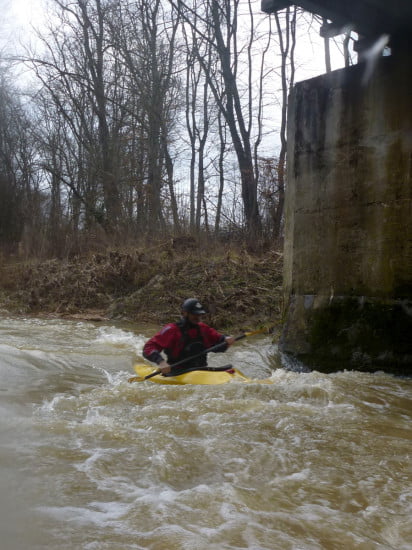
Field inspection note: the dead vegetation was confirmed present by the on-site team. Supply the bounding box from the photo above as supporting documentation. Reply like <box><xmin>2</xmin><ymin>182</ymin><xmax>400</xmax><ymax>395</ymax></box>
<box><xmin>0</xmin><ymin>244</ymin><xmax>283</xmax><ymax>331</ymax></box>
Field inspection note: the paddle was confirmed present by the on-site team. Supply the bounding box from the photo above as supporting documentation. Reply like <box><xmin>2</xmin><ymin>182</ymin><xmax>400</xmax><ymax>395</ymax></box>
<box><xmin>128</xmin><ymin>327</ymin><xmax>267</xmax><ymax>383</ymax></box>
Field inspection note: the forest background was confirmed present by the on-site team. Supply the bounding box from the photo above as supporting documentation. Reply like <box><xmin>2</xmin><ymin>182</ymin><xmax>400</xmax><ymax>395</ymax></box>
<box><xmin>0</xmin><ymin>0</ymin><xmax>353</xmax><ymax>329</ymax></box>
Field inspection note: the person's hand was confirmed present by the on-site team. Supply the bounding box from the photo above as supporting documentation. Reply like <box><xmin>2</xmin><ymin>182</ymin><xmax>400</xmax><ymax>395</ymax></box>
<box><xmin>225</xmin><ymin>336</ymin><xmax>235</xmax><ymax>346</ymax></box>
<box><xmin>157</xmin><ymin>360</ymin><xmax>171</xmax><ymax>374</ymax></box>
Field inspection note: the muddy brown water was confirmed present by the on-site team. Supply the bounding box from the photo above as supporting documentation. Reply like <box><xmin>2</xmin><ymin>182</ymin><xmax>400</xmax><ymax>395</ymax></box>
<box><xmin>0</xmin><ymin>316</ymin><xmax>411</xmax><ymax>549</ymax></box>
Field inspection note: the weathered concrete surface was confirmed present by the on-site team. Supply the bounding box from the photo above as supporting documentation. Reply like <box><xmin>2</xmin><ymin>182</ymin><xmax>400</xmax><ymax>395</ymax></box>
<box><xmin>282</xmin><ymin>54</ymin><xmax>412</xmax><ymax>374</ymax></box>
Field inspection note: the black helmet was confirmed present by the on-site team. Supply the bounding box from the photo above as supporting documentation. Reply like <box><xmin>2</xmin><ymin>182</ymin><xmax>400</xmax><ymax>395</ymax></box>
<box><xmin>181</xmin><ymin>298</ymin><xmax>206</xmax><ymax>315</ymax></box>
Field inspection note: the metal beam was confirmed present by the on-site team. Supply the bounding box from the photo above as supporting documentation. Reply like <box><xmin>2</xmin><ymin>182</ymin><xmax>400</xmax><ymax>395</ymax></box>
<box><xmin>261</xmin><ymin>0</ymin><xmax>293</xmax><ymax>14</ymax></box>
<box><xmin>261</xmin><ymin>0</ymin><xmax>412</xmax><ymax>38</ymax></box>
<box><xmin>320</xmin><ymin>21</ymin><xmax>355</xmax><ymax>38</ymax></box>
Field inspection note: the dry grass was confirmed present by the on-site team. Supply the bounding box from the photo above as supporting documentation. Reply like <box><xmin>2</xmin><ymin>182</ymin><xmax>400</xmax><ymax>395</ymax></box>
<box><xmin>0</xmin><ymin>243</ymin><xmax>283</xmax><ymax>332</ymax></box>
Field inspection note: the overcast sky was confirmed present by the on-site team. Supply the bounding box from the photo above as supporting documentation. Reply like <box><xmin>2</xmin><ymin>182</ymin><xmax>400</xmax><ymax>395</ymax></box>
<box><xmin>9</xmin><ymin>0</ymin><xmax>42</xmax><ymax>26</ymax></box>
<box><xmin>2</xmin><ymin>0</ymin><xmax>350</xmax><ymax>159</ymax></box>
<box><xmin>4</xmin><ymin>0</ymin><xmax>349</xmax><ymax>75</ymax></box>
<box><xmin>2</xmin><ymin>0</ymin><xmax>49</xmax><ymax>52</ymax></box>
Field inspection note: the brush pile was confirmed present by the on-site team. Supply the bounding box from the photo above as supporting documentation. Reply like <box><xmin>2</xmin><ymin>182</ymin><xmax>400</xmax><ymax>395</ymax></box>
<box><xmin>0</xmin><ymin>245</ymin><xmax>283</xmax><ymax>331</ymax></box>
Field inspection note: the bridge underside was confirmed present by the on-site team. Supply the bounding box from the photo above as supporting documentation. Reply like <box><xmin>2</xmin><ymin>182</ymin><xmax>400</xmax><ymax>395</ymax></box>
<box><xmin>261</xmin><ymin>0</ymin><xmax>412</xmax><ymax>43</ymax></box>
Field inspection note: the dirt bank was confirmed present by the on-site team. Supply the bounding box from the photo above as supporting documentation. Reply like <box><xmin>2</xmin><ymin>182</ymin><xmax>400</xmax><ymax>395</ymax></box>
<box><xmin>0</xmin><ymin>246</ymin><xmax>283</xmax><ymax>332</ymax></box>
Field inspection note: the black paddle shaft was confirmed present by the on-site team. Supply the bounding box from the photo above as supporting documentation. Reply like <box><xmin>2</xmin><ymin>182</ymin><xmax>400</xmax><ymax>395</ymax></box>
<box><xmin>144</xmin><ymin>333</ymin><xmax>247</xmax><ymax>380</ymax></box>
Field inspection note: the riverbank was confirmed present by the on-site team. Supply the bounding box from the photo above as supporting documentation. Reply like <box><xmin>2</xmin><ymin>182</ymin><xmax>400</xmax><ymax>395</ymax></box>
<box><xmin>0</xmin><ymin>245</ymin><xmax>283</xmax><ymax>333</ymax></box>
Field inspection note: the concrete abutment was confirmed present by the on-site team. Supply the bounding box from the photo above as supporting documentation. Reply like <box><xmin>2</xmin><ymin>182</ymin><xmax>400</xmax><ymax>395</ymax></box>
<box><xmin>282</xmin><ymin>54</ymin><xmax>412</xmax><ymax>374</ymax></box>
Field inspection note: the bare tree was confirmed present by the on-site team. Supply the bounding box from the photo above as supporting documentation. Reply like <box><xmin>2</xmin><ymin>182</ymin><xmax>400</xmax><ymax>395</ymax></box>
<box><xmin>110</xmin><ymin>0</ymin><xmax>182</xmax><ymax>235</ymax></box>
<box><xmin>214</xmin><ymin>109</ymin><xmax>228</xmax><ymax>235</ymax></box>
<box><xmin>2</xmin><ymin>0</ymin><xmax>326</xmax><ymax>256</ymax></box>
<box><xmin>180</xmin><ymin>6</ymin><xmax>216</xmax><ymax>233</ymax></box>
<box><xmin>0</xmin><ymin>63</ymin><xmax>42</xmax><ymax>254</ymax></box>
<box><xmin>0</xmin><ymin>66</ymin><xmax>24</xmax><ymax>251</ymax></box>
<box><xmin>173</xmin><ymin>0</ymin><xmax>263</xmax><ymax>241</ymax></box>
<box><xmin>273</xmin><ymin>6</ymin><xmax>297</xmax><ymax>239</ymax></box>
<box><xmin>23</xmin><ymin>0</ymin><xmax>133</xmax><ymax>237</ymax></box>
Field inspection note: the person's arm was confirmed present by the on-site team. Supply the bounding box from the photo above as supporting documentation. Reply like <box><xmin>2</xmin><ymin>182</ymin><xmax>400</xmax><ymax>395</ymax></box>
<box><xmin>142</xmin><ymin>338</ymin><xmax>164</xmax><ymax>365</ymax></box>
<box><xmin>142</xmin><ymin>325</ymin><xmax>175</xmax><ymax>373</ymax></box>
<box><xmin>201</xmin><ymin>324</ymin><xmax>235</xmax><ymax>352</ymax></box>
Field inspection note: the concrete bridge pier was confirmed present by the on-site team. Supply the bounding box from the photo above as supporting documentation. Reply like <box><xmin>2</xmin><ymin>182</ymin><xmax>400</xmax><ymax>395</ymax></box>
<box><xmin>281</xmin><ymin>53</ymin><xmax>412</xmax><ymax>375</ymax></box>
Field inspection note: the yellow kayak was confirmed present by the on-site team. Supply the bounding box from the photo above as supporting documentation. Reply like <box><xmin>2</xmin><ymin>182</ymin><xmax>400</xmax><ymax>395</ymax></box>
<box><xmin>132</xmin><ymin>363</ymin><xmax>252</xmax><ymax>385</ymax></box>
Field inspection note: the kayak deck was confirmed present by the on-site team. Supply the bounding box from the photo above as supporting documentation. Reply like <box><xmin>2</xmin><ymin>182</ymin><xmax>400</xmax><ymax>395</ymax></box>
<box><xmin>133</xmin><ymin>363</ymin><xmax>252</xmax><ymax>385</ymax></box>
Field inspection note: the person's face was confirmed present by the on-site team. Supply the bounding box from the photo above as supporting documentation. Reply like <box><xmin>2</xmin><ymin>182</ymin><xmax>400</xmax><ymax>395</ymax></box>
<box><xmin>184</xmin><ymin>311</ymin><xmax>203</xmax><ymax>324</ymax></box>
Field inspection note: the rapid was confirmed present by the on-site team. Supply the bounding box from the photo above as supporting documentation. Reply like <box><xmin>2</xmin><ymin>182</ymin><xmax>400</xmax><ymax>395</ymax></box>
<box><xmin>0</xmin><ymin>316</ymin><xmax>411</xmax><ymax>550</ymax></box>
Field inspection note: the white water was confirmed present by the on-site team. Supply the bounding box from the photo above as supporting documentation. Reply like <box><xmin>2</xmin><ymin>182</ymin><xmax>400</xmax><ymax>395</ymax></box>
<box><xmin>0</xmin><ymin>316</ymin><xmax>411</xmax><ymax>549</ymax></box>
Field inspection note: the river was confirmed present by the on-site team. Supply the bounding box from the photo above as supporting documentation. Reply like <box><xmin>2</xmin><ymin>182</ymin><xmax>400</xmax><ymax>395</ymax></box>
<box><xmin>0</xmin><ymin>316</ymin><xmax>411</xmax><ymax>550</ymax></box>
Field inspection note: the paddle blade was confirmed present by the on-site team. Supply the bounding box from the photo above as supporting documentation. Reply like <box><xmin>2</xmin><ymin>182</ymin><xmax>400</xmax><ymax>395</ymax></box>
<box><xmin>243</xmin><ymin>326</ymin><xmax>269</xmax><ymax>337</ymax></box>
<box><xmin>128</xmin><ymin>367</ymin><xmax>161</xmax><ymax>383</ymax></box>
<box><xmin>128</xmin><ymin>375</ymin><xmax>145</xmax><ymax>383</ymax></box>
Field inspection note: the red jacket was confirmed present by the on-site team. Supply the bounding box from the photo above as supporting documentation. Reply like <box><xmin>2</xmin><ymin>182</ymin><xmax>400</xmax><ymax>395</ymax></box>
<box><xmin>143</xmin><ymin>320</ymin><xmax>227</xmax><ymax>366</ymax></box>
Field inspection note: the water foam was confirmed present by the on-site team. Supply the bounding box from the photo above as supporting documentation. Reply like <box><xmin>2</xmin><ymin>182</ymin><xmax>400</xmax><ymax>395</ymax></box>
<box><xmin>94</xmin><ymin>326</ymin><xmax>146</xmax><ymax>352</ymax></box>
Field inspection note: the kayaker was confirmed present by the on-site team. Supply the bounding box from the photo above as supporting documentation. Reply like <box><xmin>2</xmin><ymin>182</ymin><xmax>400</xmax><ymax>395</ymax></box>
<box><xmin>142</xmin><ymin>298</ymin><xmax>235</xmax><ymax>375</ymax></box>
